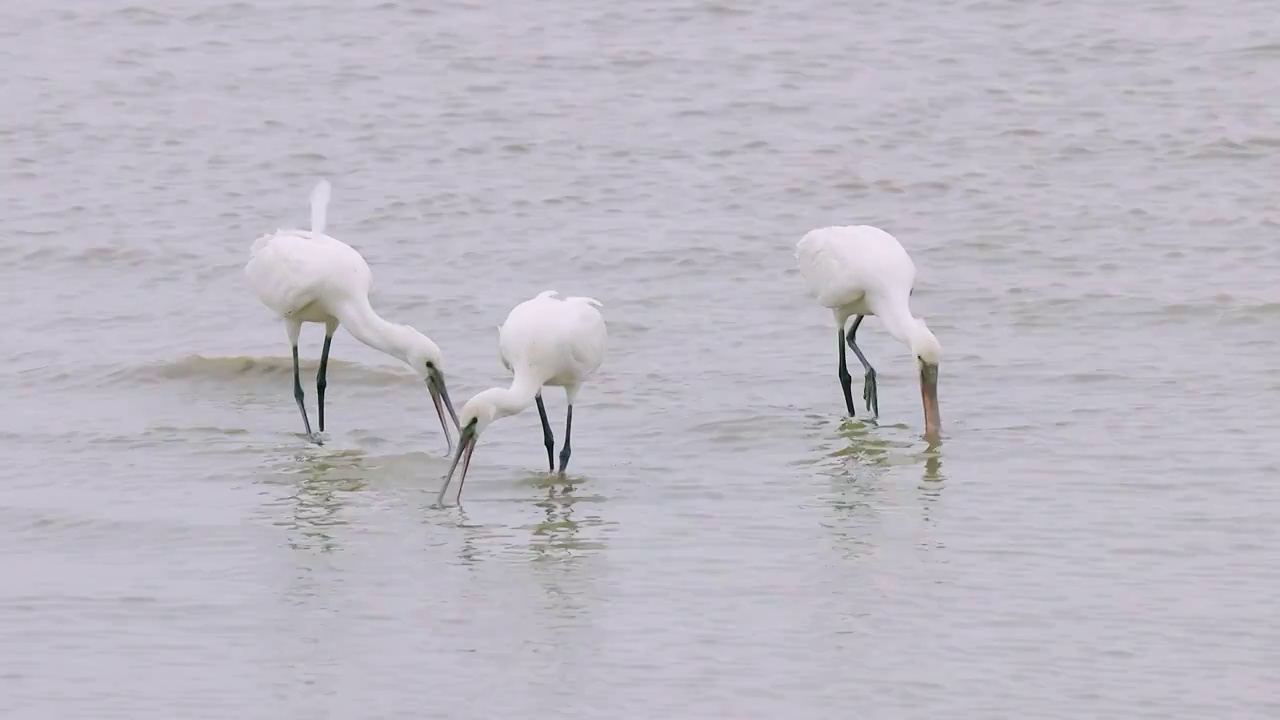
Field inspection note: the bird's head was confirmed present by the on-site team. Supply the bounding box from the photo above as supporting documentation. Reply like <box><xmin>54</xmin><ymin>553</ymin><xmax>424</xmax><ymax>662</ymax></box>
<box><xmin>908</xmin><ymin>318</ymin><xmax>942</xmax><ymax>366</ymax></box>
<box><xmin>908</xmin><ymin>319</ymin><xmax>942</xmax><ymax>444</ymax></box>
<box><xmin>436</xmin><ymin>387</ymin><xmax>525</xmax><ymax>506</ymax></box>
<box><xmin>457</xmin><ymin>388</ymin><xmax>508</xmax><ymax>438</ymax></box>
<box><xmin>402</xmin><ymin>329</ymin><xmax>445</xmax><ymax>381</ymax></box>
<box><xmin>396</xmin><ymin>327</ymin><xmax>459</xmax><ymax>452</ymax></box>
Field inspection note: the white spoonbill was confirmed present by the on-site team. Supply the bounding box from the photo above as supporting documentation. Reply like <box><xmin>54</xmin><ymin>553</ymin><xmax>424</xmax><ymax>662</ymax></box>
<box><xmin>244</xmin><ymin>179</ymin><xmax>459</xmax><ymax>448</ymax></box>
<box><xmin>436</xmin><ymin>290</ymin><xmax>607</xmax><ymax>505</ymax></box>
<box><xmin>796</xmin><ymin>225</ymin><xmax>942</xmax><ymax>441</ymax></box>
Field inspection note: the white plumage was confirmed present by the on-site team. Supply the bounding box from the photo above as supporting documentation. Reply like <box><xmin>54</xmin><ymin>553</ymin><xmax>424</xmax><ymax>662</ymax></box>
<box><xmin>796</xmin><ymin>225</ymin><xmax>942</xmax><ymax>440</ymax></box>
<box><xmin>437</xmin><ymin>290</ymin><xmax>607</xmax><ymax>505</ymax></box>
<box><xmin>244</xmin><ymin>180</ymin><xmax>458</xmax><ymax>448</ymax></box>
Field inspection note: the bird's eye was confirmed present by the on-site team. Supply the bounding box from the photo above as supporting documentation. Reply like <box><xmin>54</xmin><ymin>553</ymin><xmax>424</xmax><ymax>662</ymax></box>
<box><xmin>425</xmin><ymin>361</ymin><xmax>435</xmax><ymax>370</ymax></box>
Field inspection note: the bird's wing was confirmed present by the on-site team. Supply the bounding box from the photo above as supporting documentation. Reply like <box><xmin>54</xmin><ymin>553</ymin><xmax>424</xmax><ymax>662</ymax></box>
<box><xmin>245</xmin><ymin>232</ymin><xmax>317</xmax><ymax>316</ymax></box>
<box><xmin>796</xmin><ymin>227</ymin><xmax>862</xmax><ymax>308</ymax></box>
<box><xmin>564</xmin><ymin>300</ymin><xmax>607</xmax><ymax>377</ymax></box>
<box><xmin>497</xmin><ymin>293</ymin><xmax>606</xmax><ymax>384</ymax></box>
<box><xmin>564</xmin><ymin>295</ymin><xmax>603</xmax><ymax>309</ymax></box>
<box><xmin>245</xmin><ymin>232</ymin><xmax>370</xmax><ymax>318</ymax></box>
<box><xmin>249</xmin><ymin>231</ymin><xmax>275</xmax><ymax>259</ymax></box>
<box><xmin>796</xmin><ymin>225</ymin><xmax>915</xmax><ymax>308</ymax></box>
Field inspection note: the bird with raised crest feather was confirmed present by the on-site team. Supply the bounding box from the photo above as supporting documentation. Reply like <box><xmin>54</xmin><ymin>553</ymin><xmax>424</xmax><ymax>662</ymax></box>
<box><xmin>244</xmin><ymin>180</ymin><xmax>459</xmax><ymax>449</ymax></box>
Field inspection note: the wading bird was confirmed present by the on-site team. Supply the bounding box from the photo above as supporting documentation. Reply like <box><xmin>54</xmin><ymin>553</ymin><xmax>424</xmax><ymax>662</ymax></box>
<box><xmin>244</xmin><ymin>179</ymin><xmax>458</xmax><ymax>448</ymax></box>
<box><xmin>796</xmin><ymin>225</ymin><xmax>941</xmax><ymax>441</ymax></box>
<box><xmin>436</xmin><ymin>290</ymin><xmax>607</xmax><ymax>505</ymax></box>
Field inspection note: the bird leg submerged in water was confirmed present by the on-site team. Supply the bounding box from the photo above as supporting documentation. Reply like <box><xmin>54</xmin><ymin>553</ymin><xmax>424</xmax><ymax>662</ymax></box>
<box><xmin>292</xmin><ymin>344</ymin><xmax>322</xmax><ymax>445</ymax></box>
<box><xmin>558</xmin><ymin>405</ymin><xmax>573</xmax><ymax>474</ymax></box>
<box><xmin>535</xmin><ymin>394</ymin><xmax>576</xmax><ymax>475</ymax></box>
<box><xmin>535</xmin><ymin>393</ymin><xmax>555</xmax><ymax>472</ymax></box>
<box><xmin>837</xmin><ymin>328</ymin><xmax>856</xmax><ymax>416</ymax></box>
<box><xmin>846</xmin><ymin>315</ymin><xmax>878</xmax><ymax>417</ymax></box>
<box><xmin>316</xmin><ymin>332</ymin><xmax>333</xmax><ymax>433</ymax></box>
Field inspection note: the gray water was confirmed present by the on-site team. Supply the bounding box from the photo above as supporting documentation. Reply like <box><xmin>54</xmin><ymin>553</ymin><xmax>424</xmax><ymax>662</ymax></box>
<box><xmin>3</xmin><ymin>0</ymin><xmax>1279</xmax><ymax>717</ymax></box>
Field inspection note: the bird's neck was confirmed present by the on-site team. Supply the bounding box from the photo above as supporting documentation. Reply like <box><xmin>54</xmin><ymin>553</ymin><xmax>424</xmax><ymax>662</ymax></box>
<box><xmin>487</xmin><ymin>373</ymin><xmax>545</xmax><ymax>420</ymax></box>
<box><xmin>874</xmin><ymin>298</ymin><xmax>920</xmax><ymax>347</ymax></box>
<box><xmin>335</xmin><ymin>297</ymin><xmax>411</xmax><ymax>363</ymax></box>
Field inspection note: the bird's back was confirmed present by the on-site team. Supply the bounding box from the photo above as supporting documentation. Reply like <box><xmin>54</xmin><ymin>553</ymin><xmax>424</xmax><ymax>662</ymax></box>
<box><xmin>796</xmin><ymin>225</ymin><xmax>917</xmax><ymax>310</ymax></box>
<box><xmin>499</xmin><ymin>291</ymin><xmax>606</xmax><ymax>387</ymax></box>
<box><xmin>245</xmin><ymin>231</ymin><xmax>373</xmax><ymax>319</ymax></box>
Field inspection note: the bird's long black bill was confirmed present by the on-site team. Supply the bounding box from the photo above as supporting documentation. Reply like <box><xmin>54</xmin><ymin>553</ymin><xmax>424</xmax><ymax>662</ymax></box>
<box><xmin>920</xmin><ymin>362</ymin><xmax>941</xmax><ymax>444</ymax></box>
<box><xmin>428</xmin><ymin>375</ymin><xmax>460</xmax><ymax>454</ymax></box>
<box><xmin>436</xmin><ymin>426</ymin><xmax>476</xmax><ymax>506</ymax></box>
<box><xmin>437</xmin><ymin>378</ymin><xmax>460</xmax><ymax>431</ymax></box>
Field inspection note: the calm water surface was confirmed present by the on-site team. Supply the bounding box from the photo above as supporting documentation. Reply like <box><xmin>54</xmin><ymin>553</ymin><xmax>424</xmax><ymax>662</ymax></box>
<box><xmin>2</xmin><ymin>0</ymin><xmax>1278</xmax><ymax>717</ymax></box>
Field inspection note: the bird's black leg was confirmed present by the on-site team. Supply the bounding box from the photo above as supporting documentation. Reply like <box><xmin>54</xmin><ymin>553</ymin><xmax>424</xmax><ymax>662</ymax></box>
<box><xmin>535</xmin><ymin>393</ymin><xmax>555</xmax><ymax>472</ymax></box>
<box><xmin>292</xmin><ymin>345</ymin><xmax>320</xmax><ymax>444</ymax></box>
<box><xmin>557</xmin><ymin>405</ymin><xmax>574</xmax><ymax>475</ymax></box>
<box><xmin>837</xmin><ymin>327</ymin><xmax>856</xmax><ymax>416</ymax></box>
<box><xmin>846</xmin><ymin>315</ymin><xmax>878</xmax><ymax>417</ymax></box>
<box><xmin>316</xmin><ymin>333</ymin><xmax>333</xmax><ymax>433</ymax></box>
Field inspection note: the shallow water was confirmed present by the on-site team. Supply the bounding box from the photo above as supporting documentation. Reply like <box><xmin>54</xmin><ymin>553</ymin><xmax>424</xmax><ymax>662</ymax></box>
<box><xmin>3</xmin><ymin>0</ymin><xmax>1279</xmax><ymax>717</ymax></box>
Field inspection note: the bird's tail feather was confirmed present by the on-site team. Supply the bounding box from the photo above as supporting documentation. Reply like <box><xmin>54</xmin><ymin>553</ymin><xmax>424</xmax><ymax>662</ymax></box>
<box><xmin>310</xmin><ymin>180</ymin><xmax>332</xmax><ymax>234</ymax></box>
<box><xmin>536</xmin><ymin>290</ymin><xmax>603</xmax><ymax>309</ymax></box>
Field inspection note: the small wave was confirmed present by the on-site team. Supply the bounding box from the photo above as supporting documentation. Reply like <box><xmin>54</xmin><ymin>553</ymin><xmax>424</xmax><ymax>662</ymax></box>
<box><xmin>183</xmin><ymin>1</ymin><xmax>253</xmax><ymax>23</ymax></box>
<box><xmin>1236</xmin><ymin>42</ymin><xmax>1280</xmax><ymax>57</ymax></box>
<box><xmin>1187</xmin><ymin>138</ymin><xmax>1273</xmax><ymax>160</ymax></box>
<box><xmin>1240</xmin><ymin>301</ymin><xmax>1280</xmax><ymax>316</ymax></box>
<box><xmin>1213</xmin><ymin>302</ymin><xmax>1280</xmax><ymax>326</ymax></box>
<box><xmin>108</xmin><ymin>355</ymin><xmax>413</xmax><ymax>387</ymax></box>
<box><xmin>1150</xmin><ymin>297</ymin><xmax>1258</xmax><ymax>318</ymax></box>
<box><xmin>116</xmin><ymin>6</ymin><xmax>171</xmax><ymax>25</ymax></box>
<box><xmin>704</xmin><ymin>2</ymin><xmax>750</xmax><ymax>15</ymax></box>
<box><xmin>1064</xmin><ymin>371</ymin><xmax>1128</xmax><ymax>384</ymax></box>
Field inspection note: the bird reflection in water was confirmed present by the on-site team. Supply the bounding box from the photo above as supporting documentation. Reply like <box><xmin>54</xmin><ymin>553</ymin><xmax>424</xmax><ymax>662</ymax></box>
<box><xmin>832</xmin><ymin>416</ymin><xmax>892</xmax><ymax>467</ymax></box>
<box><xmin>916</xmin><ymin>449</ymin><xmax>946</xmax><ymax>542</ymax></box>
<box><xmin>527</xmin><ymin>474</ymin><xmax>583</xmax><ymax>558</ymax></box>
<box><xmin>431</xmin><ymin>472</ymin><xmax>609</xmax><ymax>565</ymax></box>
<box><xmin>528</xmin><ymin>473</ymin><xmax>604</xmax><ymax>561</ymax></box>
<box><xmin>832</xmin><ymin>416</ymin><xmax>945</xmax><ymax>480</ymax></box>
<box><xmin>272</xmin><ymin>449</ymin><xmax>368</xmax><ymax>553</ymax></box>
<box><xmin>447</xmin><ymin>505</ymin><xmax>488</xmax><ymax>566</ymax></box>
<box><xmin>818</xmin><ymin>417</ymin><xmax>948</xmax><ymax>561</ymax></box>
